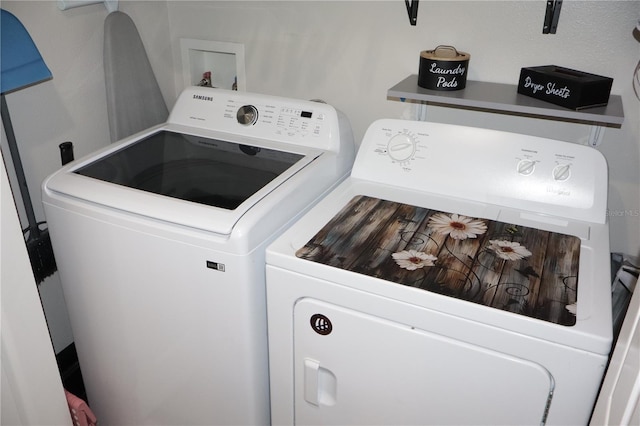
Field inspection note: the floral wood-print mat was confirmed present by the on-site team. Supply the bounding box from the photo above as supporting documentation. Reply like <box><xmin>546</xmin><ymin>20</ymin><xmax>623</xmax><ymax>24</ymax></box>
<box><xmin>296</xmin><ymin>195</ymin><xmax>581</xmax><ymax>326</ymax></box>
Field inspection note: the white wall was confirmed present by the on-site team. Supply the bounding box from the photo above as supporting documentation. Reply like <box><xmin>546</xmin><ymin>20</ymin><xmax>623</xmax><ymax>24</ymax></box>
<box><xmin>1</xmin><ymin>0</ymin><xmax>639</xmax><ymax>351</ymax></box>
<box><xmin>166</xmin><ymin>0</ymin><xmax>640</xmax><ymax>258</ymax></box>
<box><xmin>1</xmin><ymin>0</ymin><xmax>172</xmax><ymax>352</ymax></box>
<box><xmin>1</xmin><ymin>152</ymin><xmax>71</xmax><ymax>425</ymax></box>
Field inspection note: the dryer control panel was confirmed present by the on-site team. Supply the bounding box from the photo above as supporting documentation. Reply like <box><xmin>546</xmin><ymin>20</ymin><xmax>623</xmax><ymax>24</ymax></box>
<box><xmin>351</xmin><ymin>119</ymin><xmax>608</xmax><ymax>224</ymax></box>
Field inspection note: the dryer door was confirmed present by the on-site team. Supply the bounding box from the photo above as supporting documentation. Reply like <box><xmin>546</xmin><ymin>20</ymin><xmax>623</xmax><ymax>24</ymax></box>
<box><xmin>294</xmin><ymin>298</ymin><xmax>554</xmax><ymax>425</ymax></box>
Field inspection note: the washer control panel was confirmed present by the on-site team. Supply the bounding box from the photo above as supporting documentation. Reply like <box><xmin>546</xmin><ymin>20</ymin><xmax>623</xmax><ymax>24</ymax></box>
<box><xmin>351</xmin><ymin>119</ymin><xmax>608</xmax><ymax>223</ymax></box>
<box><xmin>168</xmin><ymin>87</ymin><xmax>343</xmax><ymax>152</ymax></box>
<box><xmin>228</xmin><ymin>103</ymin><xmax>325</xmax><ymax>139</ymax></box>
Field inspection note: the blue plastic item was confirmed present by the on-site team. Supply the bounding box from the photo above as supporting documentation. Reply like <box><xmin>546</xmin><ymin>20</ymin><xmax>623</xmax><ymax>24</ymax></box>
<box><xmin>1</xmin><ymin>9</ymin><xmax>52</xmax><ymax>94</ymax></box>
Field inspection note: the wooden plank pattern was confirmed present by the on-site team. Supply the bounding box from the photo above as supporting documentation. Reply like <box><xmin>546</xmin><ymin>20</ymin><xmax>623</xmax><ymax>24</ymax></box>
<box><xmin>296</xmin><ymin>196</ymin><xmax>581</xmax><ymax>326</ymax></box>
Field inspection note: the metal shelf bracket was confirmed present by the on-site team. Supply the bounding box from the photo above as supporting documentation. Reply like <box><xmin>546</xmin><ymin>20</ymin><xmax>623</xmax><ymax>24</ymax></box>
<box><xmin>588</xmin><ymin>125</ymin><xmax>605</xmax><ymax>147</ymax></box>
<box><xmin>543</xmin><ymin>0</ymin><xmax>563</xmax><ymax>34</ymax></box>
<box><xmin>405</xmin><ymin>0</ymin><xmax>418</xmax><ymax>26</ymax></box>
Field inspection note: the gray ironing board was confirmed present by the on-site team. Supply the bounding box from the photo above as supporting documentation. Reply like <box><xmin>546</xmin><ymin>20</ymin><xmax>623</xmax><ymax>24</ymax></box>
<box><xmin>104</xmin><ymin>11</ymin><xmax>168</xmax><ymax>142</ymax></box>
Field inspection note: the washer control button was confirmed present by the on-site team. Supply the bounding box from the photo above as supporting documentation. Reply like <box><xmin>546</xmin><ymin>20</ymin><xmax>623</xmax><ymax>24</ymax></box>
<box><xmin>237</xmin><ymin>105</ymin><xmax>259</xmax><ymax>125</ymax></box>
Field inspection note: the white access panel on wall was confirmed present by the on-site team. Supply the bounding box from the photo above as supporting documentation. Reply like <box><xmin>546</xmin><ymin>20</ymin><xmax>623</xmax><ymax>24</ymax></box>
<box><xmin>180</xmin><ymin>38</ymin><xmax>246</xmax><ymax>91</ymax></box>
<box><xmin>293</xmin><ymin>298</ymin><xmax>553</xmax><ymax>425</ymax></box>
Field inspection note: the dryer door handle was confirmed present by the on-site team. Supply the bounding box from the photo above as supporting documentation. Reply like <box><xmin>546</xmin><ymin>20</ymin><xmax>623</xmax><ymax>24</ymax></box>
<box><xmin>303</xmin><ymin>358</ymin><xmax>337</xmax><ymax>407</ymax></box>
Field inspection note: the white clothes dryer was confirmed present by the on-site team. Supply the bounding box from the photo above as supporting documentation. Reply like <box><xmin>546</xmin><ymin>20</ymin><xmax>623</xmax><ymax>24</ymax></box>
<box><xmin>42</xmin><ymin>87</ymin><xmax>354</xmax><ymax>425</ymax></box>
<box><xmin>266</xmin><ymin>119</ymin><xmax>612</xmax><ymax>425</ymax></box>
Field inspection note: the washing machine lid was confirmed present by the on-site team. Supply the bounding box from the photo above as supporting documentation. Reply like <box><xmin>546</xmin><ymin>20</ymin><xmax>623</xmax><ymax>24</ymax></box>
<box><xmin>46</xmin><ymin>127</ymin><xmax>322</xmax><ymax>235</ymax></box>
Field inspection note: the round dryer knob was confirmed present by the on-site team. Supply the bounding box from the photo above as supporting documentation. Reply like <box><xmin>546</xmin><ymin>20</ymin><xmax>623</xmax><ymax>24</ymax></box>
<box><xmin>387</xmin><ymin>133</ymin><xmax>417</xmax><ymax>162</ymax></box>
<box><xmin>237</xmin><ymin>105</ymin><xmax>259</xmax><ymax>126</ymax></box>
<box><xmin>517</xmin><ymin>159</ymin><xmax>536</xmax><ymax>176</ymax></box>
<box><xmin>553</xmin><ymin>164</ymin><xmax>571</xmax><ymax>181</ymax></box>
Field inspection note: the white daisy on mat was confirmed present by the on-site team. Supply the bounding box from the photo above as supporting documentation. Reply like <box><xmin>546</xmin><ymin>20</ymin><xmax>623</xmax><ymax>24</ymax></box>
<box><xmin>392</xmin><ymin>250</ymin><xmax>437</xmax><ymax>270</ymax></box>
<box><xmin>487</xmin><ymin>240</ymin><xmax>532</xmax><ymax>261</ymax></box>
<box><xmin>428</xmin><ymin>212</ymin><xmax>487</xmax><ymax>240</ymax></box>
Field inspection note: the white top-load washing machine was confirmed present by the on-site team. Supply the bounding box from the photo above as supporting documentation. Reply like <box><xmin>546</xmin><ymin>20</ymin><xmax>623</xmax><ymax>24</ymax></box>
<box><xmin>266</xmin><ymin>119</ymin><xmax>612</xmax><ymax>425</ymax></box>
<box><xmin>42</xmin><ymin>87</ymin><xmax>354</xmax><ymax>425</ymax></box>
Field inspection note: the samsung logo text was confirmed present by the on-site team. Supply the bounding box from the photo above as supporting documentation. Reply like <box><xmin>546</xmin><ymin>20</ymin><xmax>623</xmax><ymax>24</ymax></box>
<box><xmin>193</xmin><ymin>95</ymin><xmax>214</xmax><ymax>102</ymax></box>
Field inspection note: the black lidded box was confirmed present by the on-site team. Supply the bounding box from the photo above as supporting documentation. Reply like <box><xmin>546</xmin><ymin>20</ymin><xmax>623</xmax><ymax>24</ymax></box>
<box><xmin>517</xmin><ymin>65</ymin><xmax>613</xmax><ymax>110</ymax></box>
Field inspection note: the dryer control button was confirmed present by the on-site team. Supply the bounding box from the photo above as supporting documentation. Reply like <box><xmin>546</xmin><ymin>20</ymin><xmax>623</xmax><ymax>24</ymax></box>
<box><xmin>552</xmin><ymin>164</ymin><xmax>571</xmax><ymax>181</ymax></box>
<box><xmin>387</xmin><ymin>133</ymin><xmax>416</xmax><ymax>162</ymax></box>
<box><xmin>517</xmin><ymin>159</ymin><xmax>536</xmax><ymax>176</ymax></box>
<box><xmin>237</xmin><ymin>105</ymin><xmax>259</xmax><ymax>125</ymax></box>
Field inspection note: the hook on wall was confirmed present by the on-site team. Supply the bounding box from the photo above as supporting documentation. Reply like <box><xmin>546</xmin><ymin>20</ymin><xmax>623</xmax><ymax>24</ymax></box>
<box><xmin>405</xmin><ymin>0</ymin><xmax>418</xmax><ymax>26</ymax></box>
<box><xmin>542</xmin><ymin>0</ymin><xmax>562</xmax><ymax>34</ymax></box>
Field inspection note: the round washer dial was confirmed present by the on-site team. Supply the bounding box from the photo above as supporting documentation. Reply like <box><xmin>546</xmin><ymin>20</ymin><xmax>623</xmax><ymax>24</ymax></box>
<box><xmin>236</xmin><ymin>105</ymin><xmax>259</xmax><ymax>125</ymax></box>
